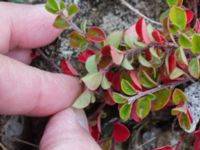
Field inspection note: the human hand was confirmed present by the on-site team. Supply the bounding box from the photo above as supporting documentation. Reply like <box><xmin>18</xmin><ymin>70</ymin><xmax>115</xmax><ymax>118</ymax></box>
<box><xmin>0</xmin><ymin>2</ymin><xmax>101</xmax><ymax>150</ymax></box>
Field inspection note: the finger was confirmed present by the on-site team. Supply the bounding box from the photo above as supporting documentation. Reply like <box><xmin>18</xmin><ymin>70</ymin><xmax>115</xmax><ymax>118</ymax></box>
<box><xmin>0</xmin><ymin>54</ymin><xmax>82</xmax><ymax>116</ymax></box>
<box><xmin>0</xmin><ymin>2</ymin><xmax>61</xmax><ymax>53</ymax></box>
<box><xmin>6</xmin><ymin>49</ymin><xmax>32</xmax><ymax>64</ymax></box>
<box><xmin>40</xmin><ymin>108</ymin><xmax>101</xmax><ymax>150</ymax></box>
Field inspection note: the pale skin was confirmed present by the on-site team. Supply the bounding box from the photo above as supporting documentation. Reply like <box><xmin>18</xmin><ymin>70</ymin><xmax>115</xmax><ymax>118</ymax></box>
<box><xmin>0</xmin><ymin>2</ymin><xmax>101</xmax><ymax>150</ymax></box>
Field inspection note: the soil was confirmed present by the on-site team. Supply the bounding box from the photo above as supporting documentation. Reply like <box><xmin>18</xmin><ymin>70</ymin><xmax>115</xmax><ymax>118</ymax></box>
<box><xmin>0</xmin><ymin>0</ymin><xmax>196</xmax><ymax>150</ymax></box>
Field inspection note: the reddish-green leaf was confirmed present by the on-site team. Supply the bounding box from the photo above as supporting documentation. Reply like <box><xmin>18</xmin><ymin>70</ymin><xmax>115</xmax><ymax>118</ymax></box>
<box><xmin>136</xmin><ymin>97</ymin><xmax>151</xmax><ymax>119</ymax></box>
<box><xmin>135</xmin><ymin>18</ymin><xmax>151</xmax><ymax>44</ymax></box>
<box><xmin>60</xmin><ymin>58</ymin><xmax>78</xmax><ymax>76</ymax></box>
<box><xmin>73</xmin><ymin>89</ymin><xmax>93</xmax><ymax>109</ymax></box>
<box><xmin>171</xmin><ymin>107</ymin><xmax>186</xmax><ymax>116</ymax></box>
<box><xmin>68</xmin><ymin>3</ymin><xmax>80</xmax><ymax>16</ymax></box>
<box><xmin>124</xmin><ymin>24</ymin><xmax>138</xmax><ymax>48</ymax></box>
<box><xmin>112</xmin><ymin>92</ymin><xmax>127</xmax><ymax>104</ymax></box>
<box><xmin>131</xmin><ymin>102</ymin><xmax>142</xmax><ymax>122</ymax></box>
<box><xmin>179</xmin><ymin>112</ymin><xmax>191</xmax><ymax>130</ymax></box>
<box><xmin>53</xmin><ymin>16</ymin><xmax>70</xmax><ymax>29</ymax></box>
<box><xmin>112</xmin><ymin>122</ymin><xmax>130</xmax><ymax>142</ymax></box>
<box><xmin>169</xmin><ymin>6</ymin><xmax>186</xmax><ymax>30</ymax></box>
<box><xmin>110</xmin><ymin>46</ymin><xmax>124</xmax><ymax>65</ymax></box>
<box><xmin>86</xmin><ymin>27</ymin><xmax>106</xmax><ymax>42</ymax></box>
<box><xmin>167</xmin><ymin>0</ymin><xmax>182</xmax><ymax>7</ymax></box>
<box><xmin>70</xmin><ymin>32</ymin><xmax>88</xmax><ymax>48</ymax></box>
<box><xmin>130</xmin><ymin>71</ymin><xmax>142</xmax><ymax>91</ymax></box>
<box><xmin>178</xmin><ymin>33</ymin><xmax>192</xmax><ymax>49</ymax></box>
<box><xmin>106</xmin><ymin>31</ymin><xmax>123</xmax><ymax>48</ymax></box>
<box><xmin>166</xmin><ymin>53</ymin><xmax>176</xmax><ymax>74</ymax></box>
<box><xmin>151</xmin><ymin>88</ymin><xmax>171</xmax><ymax>111</ymax></box>
<box><xmin>192</xmin><ymin>34</ymin><xmax>200</xmax><ymax>54</ymax></box>
<box><xmin>188</xmin><ymin>58</ymin><xmax>200</xmax><ymax>79</ymax></box>
<box><xmin>119</xmin><ymin>103</ymin><xmax>132</xmax><ymax>121</ymax></box>
<box><xmin>121</xmin><ymin>79</ymin><xmax>136</xmax><ymax>96</ymax></box>
<box><xmin>172</xmin><ymin>88</ymin><xmax>187</xmax><ymax>105</ymax></box>
<box><xmin>82</xmin><ymin>73</ymin><xmax>103</xmax><ymax>91</ymax></box>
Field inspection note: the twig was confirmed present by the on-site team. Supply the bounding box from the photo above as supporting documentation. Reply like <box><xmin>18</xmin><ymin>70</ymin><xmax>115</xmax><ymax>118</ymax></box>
<box><xmin>13</xmin><ymin>137</ymin><xmax>39</xmax><ymax>149</ymax></box>
<box><xmin>0</xmin><ymin>143</ymin><xmax>7</xmax><ymax>150</ymax></box>
<box><xmin>37</xmin><ymin>49</ymin><xmax>61</xmax><ymax>72</ymax></box>
<box><xmin>120</xmin><ymin>0</ymin><xmax>162</xmax><ymax>26</ymax></box>
<box><xmin>128</xmin><ymin>79</ymin><xmax>190</xmax><ymax>103</ymax></box>
<box><xmin>136</xmin><ymin>136</ymin><xmax>157</xmax><ymax>149</ymax></box>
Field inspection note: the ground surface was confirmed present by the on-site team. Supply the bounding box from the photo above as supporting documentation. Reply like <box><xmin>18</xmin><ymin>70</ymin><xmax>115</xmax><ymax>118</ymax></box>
<box><xmin>0</xmin><ymin>0</ymin><xmax>196</xmax><ymax>149</ymax></box>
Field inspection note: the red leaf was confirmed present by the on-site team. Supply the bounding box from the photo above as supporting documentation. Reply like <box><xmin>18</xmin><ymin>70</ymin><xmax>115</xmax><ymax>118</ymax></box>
<box><xmin>78</xmin><ymin>50</ymin><xmax>95</xmax><ymax>63</ymax></box>
<box><xmin>135</xmin><ymin>18</ymin><xmax>150</xmax><ymax>44</ymax></box>
<box><xmin>86</xmin><ymin>26</ymin><xmax>106</xmax><ymax>42</ymax></box>
<box><xmin>194</xmin><ymin>130</ymin><xmax>200</xmax><ymax>150</ymax></box>
<box><xmin>101</xmin><ymin>45</ymin><xmax>111</xmax><ymax>56</ymax></box>
<box><xmin>145</xmin><ymin>48</ymin><xmax>151</xmax><ymax>60</ymax></box>
<box><xmin>131</xmin><ymin>102</ymin><xmax>142</xmax><ymax>122</ymax></box>
<box><xmin>30</xmin><ymin>50</ymin><xmax>37</xmax><ymax>59</ymax></box>
<box><xmin>155</xmin><ymin>146</ymin><xmax>173</xmax><ymax>150</ymax></box>
<box><xmin>60</xmin><ymin>58</ymin><xmax>78</xmax><ymax>76</ymax></box>
<box><xmin>168</xmin><ymin>53</ymin><xmax>177</xmax><ymax>74</ymax></box>
<box><xmin>152</xmin><ymin>30</ymin><xmax>166</xmax><ymax>44</ymax></box>
<box><xmin>186</xmin><ymin>10</ymin><xmax>194</xmax><ymax>25</ymax></box>
<box><xmin>90</xmin><ymin>125</ymin><xmax>100</xmax><ymax>142</ymax></box>
<box><xmin>106</xmin><ymin>72</ymin><xmax>121</xmax><ymax>91</ymax></box>
<box><xmin>194</xmin><ymin>18</ymin><xmax>200</xmax><ymax>33</ymax></box>
<box><xmin>112</xmin><ymin>122</ymin><xmax>130</xmax><ymax>142</ymax></box>
<box><xmin>104</xmin><ymin>89</ymin><xmax>115</xmax><ymax>106</ymax></box>
<box><xmin>130</xmin><ymin>71</ymin><xmax>143</xmax><ymax>91</ymax></box>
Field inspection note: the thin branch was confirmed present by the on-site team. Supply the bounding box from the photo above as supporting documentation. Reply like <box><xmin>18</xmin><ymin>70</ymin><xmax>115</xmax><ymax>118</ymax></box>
<box><xmin>128</xmin><ymin>79</ymin><xmax>190</xmax><ymax>103</ymax></box>
<box><xmin>120</xmin><ymin>0</ymin><xmax>162</xmax><ymax>26</ymax></box>
<box><xmin>0</xmin><ymin>143</ymin><xmax>7</xmax><ymax>150</ymax></box>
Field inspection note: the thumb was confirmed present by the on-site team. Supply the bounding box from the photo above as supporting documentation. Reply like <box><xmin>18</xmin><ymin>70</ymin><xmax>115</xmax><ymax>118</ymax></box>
<box><xmin>40</xmin><ymin>108</ymin><xmax>101</xmax><ymax>150</ymax></box>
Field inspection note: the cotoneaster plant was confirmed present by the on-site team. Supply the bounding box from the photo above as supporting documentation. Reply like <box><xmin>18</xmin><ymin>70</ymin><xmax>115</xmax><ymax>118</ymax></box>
<box><xmin>43</xmin><ymin>0</ymin><xmax>200</xmax><ymax>149</ymax></box>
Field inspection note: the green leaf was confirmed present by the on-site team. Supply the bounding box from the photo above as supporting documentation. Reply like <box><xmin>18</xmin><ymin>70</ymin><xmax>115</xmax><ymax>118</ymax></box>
<box><xmin>69</xmin><ymin>32</ymin><xmax>88</xmax><ymax>48</ymax></box>
<box><xmin>169</xmin><ymin>67</ymin><xmax>185</xmax><ymax>80</ymax></box>
<box><xmin>169</xmin><ymin>6</ymin><xmax>186</xmax><ymax>30</ymax></box>
<box><xmin>73</xmin><ymin>90</ymin><xmax>93</xmax><ymax>109</ymax></box>
<box><xmin>80</xmin><ymin>20</ymin><xmax>87</xmax><ymax>32</ymax></box>
<box><xmin>151</xmin><ymin>88</ymin><xmax>171</xmax><ymax>111</ymax></box>
<box><xmin>172</xmin><ymin>88</ymin><xmax>187</xmax><ymax>105</ymax></box>
<box><xmin>119</xmin><ymin>103</ymin><xmax>132</xmax><ymax>121</ymax></box>
<box><xmin>138</xmin><ymin>54</ymin><xmax>152</xmax><ymax>68</ymax></box>
<box><xmin>167</xmin><ymin>0</ymin><xmax>183</xmax><ymax>7</ymax></box>
<box><xmin>178</xmin><ymin>34</ymin><xmax>192</xmax><ymax>49</ymax></box>
<box><xmin>188</xmin><ymin>58</ymin><xmax>200</xmax><ymax>79</ymax></box>
<box><xmin>113</xmin><ymin>92</ymin><xmax>127</xmax><ymax>104</ymax></box>
<box><xmin>136</xmin><ymin>97</ymin><xmax>151</xmax><ymax>119</ymax></box>
<box><xmin>149</xmin><ymin>48</ymin><xmax>162</xmax><ymax>68</ymax></box>
<box><xmin>45</xmin><ymin>0</ymin><xmax>59</xmax><ymax>14</ymax></box>
<box><xmin>68</xmin><ymin>3</ymin><xmax>80</xmax><ymax>16</ymax></box>
<box><xmin>59</xmin><ymin>1</ymin><xmax>65</xmax><ymax>10</ymax></box>
<box><xmin>171</xmin><ymin>107</ymin><xmax>186</xmax><ymax>115</ymax></box>
<box><xmin>53</xmin><ymin>16</ymin><xmax>70</xmax><ymax>29</ymax></box>
<box><xmin>139</xmin><ymin>70</ymin><xmax>157</xmax><ymax>89</ymax></box>
<box><xmin>121</xmin><ymin>79</ymin><xmax>136</xmax><ymax>96</ymax></box>
<box><xmin>106</xmin><ymin>31</ymin><xmax>123</xmax><ymax>48</ymax></box>
<box><xmin>179</xmin><ymin>113</ymin><xmax>191</xmax><ymax>130</ymax></box>
<box><xmin>192</xmin><ymin>34</ymin><xmax>200</xmax><ymax>54</ymax></box>
<box><xmin>85</xmin><ymin>55</ymin><xmax>98</xmax><ymax>73</ymax></box>
<box><xmin>101</xmin><ymin>75</ymin><xmax>112</xmax><ymax>90</ymax></box>
<box><xmin>146</xmin><ymin>94</ymin><xmax>156</xmax><ymax>101</ymax></box>
<box><xmin>147</xmin><ymin>24</ymin><xmax>155</xmax><ymax>42</ymax></box>
<box><xmin>121</xmin><ymin>57</ymin><xmax>134</xmax><ymax>70</ymax></box>
<box><xmin>175</xmin><ymin>48</ymin><xmax>188</xmax><ymax>66</ymax></box>
<box><xmin>82</xmin><ymin>73</ymin><xmax>103</xmax><ymax>91</ymax></box>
